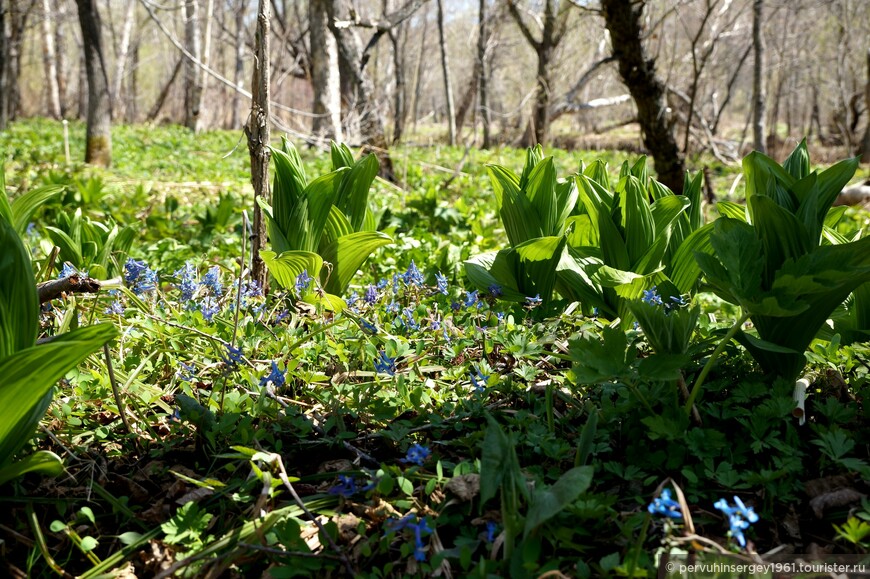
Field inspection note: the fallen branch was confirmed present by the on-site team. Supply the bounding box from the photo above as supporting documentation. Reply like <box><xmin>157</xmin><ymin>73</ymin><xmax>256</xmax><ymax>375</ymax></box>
<box><xmin>37</xmin><ymin>275</ymin><xmax>101</xmax><ymax>304</ymax></box>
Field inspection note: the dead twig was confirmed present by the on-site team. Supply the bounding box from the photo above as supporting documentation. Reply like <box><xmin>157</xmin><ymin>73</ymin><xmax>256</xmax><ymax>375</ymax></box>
<box><xmin>37</xmin><ymin>275</ymin><xmax>101</xmax><ymax>304</ymax></box>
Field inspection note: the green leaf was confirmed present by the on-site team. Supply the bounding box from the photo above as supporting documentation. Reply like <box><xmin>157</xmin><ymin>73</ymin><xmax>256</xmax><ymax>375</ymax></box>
<box><xmin>0</xmin><ymin>215</ymin><xmax>38</xmax><ymax>359</ymax></box>
<box><xmin>260</xmin><ymin>250</ymin><xmax>323</xmax><ymax>291</ymax></box>
<box><xmin>0</xmin><ymin>166</ymin><xmax>12</xmax><ymax>226</ymax></box>
<box><xmin>650</xmin><ymin>195</ymin><xmax>690</xmax><ymax>240</ymax></box>
<box><xmin>334</xmin><ymin>153</ymin><xmax>379</xmax><ymax>231</ymax></box>
<box><xmin>670</xmin><ymin>222</ymin><xmax>714</xmax><ymax>294</ymax></box>
<box><xmin>480</xmin><ymin>415</ymin><xmax>528</xmax><ymax>506</ymax></box>
<box><xmin>0</xmin><ymin>323</ymin><xmax>117</xmax><ymax>467</ymax></box>
<box><xmin>620</xmin><ymin>176</ymin><xmax>655</xmax><ymax>267</ymax></box>
<box><xmin>524</xmin><ymin>466</ymin><xmax>594</xmax><ymax>537</ymax></box>
<box><xmin>783</xmin><ymin>138</ymin><xmax>810</xmax><ymax>179</ymax></box>
<box><xmin>10</xmin><ymin>185</ymin><xmax>64</xmax><ymax>235</ymax></box>
<box><xmin>525</xmin><ymin>157</ymin><xmax>559</xmax><ymax>236</ymax></box>
<box><xmin>749</xmin><ymin>195</ymin><xmax>811</xmax><ymax>286</ymax></box>
<box><xmin>0</xmin><ymin>451</ymin><xmax>64</xmax><ymax>485</ymax></box>
<box><xmin>320</xmin><ymin>231</ymin><xmax>393</xmax><ymax>295</ymax></box>
<box><xmin>716</xmin><ymin>201</ymin><xmax>748</xmax><ymax>221</ymax></box>
<box><xmin>44</xmin><ymin>226</ymin><xmax>83</xmax><ymax>268</ymax></box>
<box><xmin>464</xmin><ymin>251</ymin><xmax>527</xmax><ymax>302</ymax></box>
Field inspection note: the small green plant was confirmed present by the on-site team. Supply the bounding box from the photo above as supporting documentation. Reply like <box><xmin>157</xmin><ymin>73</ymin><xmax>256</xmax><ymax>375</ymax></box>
<box><xmin>44</xmin><ymin>207</ymin><xmax>136</xmax><ymax>279</ymax></box>
<box><xmin>258</xmin><ymin>139</ymin><xmax>393</xmax><ymax>296</ymax></box>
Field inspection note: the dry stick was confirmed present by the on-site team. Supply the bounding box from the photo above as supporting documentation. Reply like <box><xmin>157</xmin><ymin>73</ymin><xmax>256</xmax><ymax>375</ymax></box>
<box><xmin>37</xmin><ymin>275</ymin><xmax>102</xmax><ymax>304</ymax></box>
<box><xmin>103</xmin><ymin>343</ymin><xmax>133</xmax><ymax>436</ymax></box>
<box><xmin>271</xmin><ymin>454</ymin><xmax>355</xmax><ymax>576</ymax></box>
<box><xmin>231</xmin><ymin>210</ymin><xmax>249</xmax><ymax>348</ymax></box>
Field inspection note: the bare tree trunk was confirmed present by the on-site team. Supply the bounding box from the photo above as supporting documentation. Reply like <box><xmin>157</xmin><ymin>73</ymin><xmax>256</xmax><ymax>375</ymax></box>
<box><xmin>327</xmin><ymin>0</ymin><xmax>394</xmax><ymax>180</ymax></box>
<box><xmin>410</xmin><ymin>9</ymin><xmax>428</xmax><ymax>133</ymax></box>
<box><xmin>40</xmin><ymin>0</ymin><xmax>61</xmax><ymax>118</ymax></box>
<box><xmin>54</xmin><ymin>0</ymin><xmax>67</xmax><ymax>117</ymax></box>
<box><xmin>230</xmin><ymin>0</ymin><xmax>243</xmax><ymax>128</ymax></box>
<box><xmin>389</xmin><ymin>23</ymin><xmax>405</xmax><ymax>143</ymax></box>
<box><xmin>127</xmin><ymin>38</ymin><xmax>138</xmax><ymax>122</ymax></box>
<box><xmin>859</xmin><ymin>48</ymin><xmax>870</xmax><ymax>163</ymax></box>
<box><xmin>110</xmin><ymin>0</ymin><xmax>134</xmax><ymax>120</ymax></box>
<box><xmin>310</xmin><ymin>0</ymin><xmax>342</xmax><ymax>141</ymax></box>
<box><xmin>147</xmin><ymin>56</ymin><xmax>183</xmax><ymax>122</ymax></box>
<box><xmin>751</xmin><ymin>0</ymin><xmax>766</xmax><ymax>153</ymax></box>
<box><xmin>75</xmin><ymin>0</ymin><xmax>111</xmax><ymax>166</ymax></box>
<box><xmin>435</xmin><ymin>0</ymin><xmax>456</xmax><ymax>145</ymax></box>
<box><xmin>0</xmin><ymin>0</ymin><xmax>8</xmax><ymax>129</ymax></box>
<box><xmin>198</xmin><ymin>0</ymin><xmax>213</xmax><ymax>131</ymax></box>
<box><xmin>477</xmin><ymin>0</ymin><xmax>491</xmax><ymax>148</ymax></box>
<box><xmin>247</xmin><ymin>0</ymin><xmax>270</xmax><ymax>291</ymax></box>
<box><xmin>6</xmin><ymin>0</ymin><xmax>33</xmax><ymax>121</ymax></box>
<box><xmin>183</xmin><ymin>0</ymin><xmax>203</xmax><ymax>132</ymax></box>
<box><xmin>601</xmin><ymin>0</ymin><xmax>685</xmax><ymax>193</ymax></box>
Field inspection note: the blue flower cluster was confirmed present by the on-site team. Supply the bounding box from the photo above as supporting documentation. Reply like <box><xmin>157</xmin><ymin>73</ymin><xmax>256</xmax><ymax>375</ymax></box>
<box><xmin>714</xmin><ymin>496</ymin><xmax>759</xmax><ymax>548</ymax></box>
<box><xmin>642</xmin><ymin>286</ymin><xmax>689</xmax><ymax>313</ymax></box>
<box><xmin>647</xmin><ymin>488</ymin><xmax>682</xmax><ymax>519</ymax></box>
<box><xmin>386</xmin><ymin>514</ymin><xmax>432</xmax><ymax>562</ymax></box>
<box><xmin>259</xmin><ymin>361</ymin><xmax>285</xmax><ymax>389</ymax></box>
<box><xmin>222</xmin><ymin>344</ymin><xmax>243</xmax><ymax>367</ymax></box>
<box><xmin>174</xmin><ymin>262</ymin><xmax>198</xmax><ymax>303</ymax></box>
<box><xmin>470</xmin><ymin>366</ymin><xmax>489</xmax><ymax>392</ymax></box>
<box><xmin>124</xmin><ymin>258</ymin><xmax>157</xmax><ymax>295</ymax></box>
<box><xmin>295</xmin><ymin>270</ymin><xmax>312</xmax><ymax>294</ymax></box>
<box><xmin>58</xmin><ymin>262</ymin><xmax>87</xmax><ymax>279</ymax></box>
<box><xmin>374</xmin><ymin>350</ymin><xmax>397</xmax><ymax>376</ymax></box>
<box><xmin>402</xmin><ymin>443</ymin><xmax>431</xmax><ymax>466</ymax></box>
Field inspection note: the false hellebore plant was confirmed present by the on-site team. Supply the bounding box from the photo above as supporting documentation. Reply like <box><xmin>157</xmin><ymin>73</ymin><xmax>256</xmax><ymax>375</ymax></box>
<box><xmin>465</xmin><ymin>146</ymin><xmax>706</xmax><ymax>325</ymax></box>
<box><xmin>257</xmin><ymin>140</ymin><xmax>392</xmax><ymax>304</ymax></box>
<box><xmin>693</xmin><ymin>140</ymin><xmax>870</xmax><ymax>382</ymax></box>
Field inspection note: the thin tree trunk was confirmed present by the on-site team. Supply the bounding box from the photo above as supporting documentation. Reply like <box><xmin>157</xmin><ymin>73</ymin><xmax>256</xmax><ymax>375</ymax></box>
<box><xmin>601</xmin><ymin>0</ymin><xmax>685</xmax><ymax>193</ymax></box>
<box><xmin>75</xmin><ymin>0</ymin><xmax>111</xmax><ymax>166</ymax></box>
<box><xmin>40</xmin><ymin>0</ymin><xmax>61</xmax><ymax>118</ymax></box>
<box><xmin>859</xmin><ymin>48</ymin><xmax>870</xmax><ymax>163</ymax></box>
<box><xmin>410</xmin><ymin>10</ymin><xmax>428</xmax><ymax>133</ymax></box>
<box><xmin>7</xmin><ymin>0</ymin><xmax>32</xmax><ymax>121</ymax></box>
<box><xmin>127</xmin><ymin>38</ymin><xmax>138</xmax><ymax>122</ymax></box>
<box><xmin>198</xmin><ymin>0</ymin><xmax>213</xmax><ymax>131</ymax></box>
<box><xmin>310</xmin><ymin>0</ymin><xmax>342</xmax><ymax>141</ymax></box>
<box><xmin>54</xmin><ymin>0</ymin><xmax>67</xmax><ymax>117</ymax></box>
<box><xmin>455</xmin><ymin>40</ymin><xmax>482</xmax><ymax>136</ymax></box>
<box><xmin>435</xmin><ymin>0</ymin><xmax>455</xmax><ymax>145</ymax></box>
<box><xmin>230</xmin><ymin>0</ymin><xmax>243</xmax><ymax>128</ymax></box>
<box><xmin>110</xmin><ymin>0</ymin><xmax>134</xmax><ymax>120</ymax></box>
<box><xmin>183</xmin><ymin>0</ymin><xmax>203</xmax><ymax>131</ymax></box>
<box><xmin>478</xmin><ymin>0</ymin><xmax>491</xmax><ymax>148</ymax></box>
<box><xmin>247</xmin><ymin>0</ymin><xmax>271</xmax><ymax>291</ymax></box>
<box><xmin>0</xmin><ymin>0</ymin><xmax>8</xmax><ymax>129</ymax></box>
<box><xmin>389</xmin><ymin>24</ymin><xmax>405</xmax><ymax>143</ymax></box>
<box><xmin>147</xmin><ymin>56</ymin><xmax>183</xmax><ymax>121</ymax></box>
<box><xmin>752</xmin><ymin>0</ymin><xmax>766</xmax><ymax>153</ymax></box>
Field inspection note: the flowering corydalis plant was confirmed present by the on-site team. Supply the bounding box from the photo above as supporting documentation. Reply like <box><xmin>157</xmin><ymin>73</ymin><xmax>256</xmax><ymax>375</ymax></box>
<box><xmin>714</xmin><ymin>496</ymin><xmax>759</xmax><ymax>549</ymax></box>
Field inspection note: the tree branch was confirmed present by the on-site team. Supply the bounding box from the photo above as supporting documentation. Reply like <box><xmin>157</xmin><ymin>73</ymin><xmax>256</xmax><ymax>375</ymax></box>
<box><xmin>506</xmin><ymin>0</ymin><xmax>541</xmax><ymax>51</ymax></box>
<box><xmin>37</xmin><ymin>275</ymin><xmax>101</xmax><ymax>304</ymax></box>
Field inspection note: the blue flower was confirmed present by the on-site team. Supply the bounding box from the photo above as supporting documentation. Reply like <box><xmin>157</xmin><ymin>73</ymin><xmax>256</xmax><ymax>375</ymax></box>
<box><xmin>59</xmin><ymin>262</ymin><xmax>85</xmax><ymax>279</ymax></box>
<box><xmin>360</xmin><ymin>319</ymin><xmax>379</xmax><ymax>334</ymax></box>
<box><xmin>402</xmin><ymin>443</ymin><xmax>430</xmax><ymax>466</ymax></box>
<box><xmin>174</xmin><ymin>262</ymin><xmax>198</xmax><ymax>302</ymax></box>
<box><xmin>200</xmin><ymin>296</ymin><xmax>219</xmax><ymax>321</ymax></box>
<box><xmin>525</xmin><ymin>294</ymin><xmax>543</xmax><ymax>307</ymax></box>
<box><xmin>488</xmin><ymin>284</ymin><xmax>503</xmax><ymax>298</ymax></box>
<box><xmin>201</xmin><ymin>266</ymin><xmax>222</xmax><ymax>296</ymax></box>
<box><xmin>443</xmin><ymin>327</ymin><xmax>452</xmax><ymax>343</ymax></box>
<box><xmin>435</xmin><ymin>272</ymin><xmax>448</xmax><ymax>295</ymax></box>
<box><xmin>328</xmin><ymin>475</ymin><xmax>357</xmax><ymax>497</ymax></box>
<box><xmin>470</xmin><ymin>366</ymin><xmax>489</xmax><ymax>392</ymax></box>
<box><xmin>125</xmin><ymin>258</ymin><xmax>157</xmax><ymax>294</ymax></box>
<box><xmin>222</xmin><ymin>344</ymin><xmax>243</xmax><ymax>366</ymax></box>
<box><xmin>295</xmin><ymin>270</ymin><xmax>312</xmax><ymax>294</ymax></box>
<box><xmin>648</xmin><ymin>488</ymin><xmax>682</xmax><ymax>519</ymax></box>
<box><xmin>385</xmin><ymin>515</ymin><xmax>432</xmax><ymax>562</ymax></box>
<box><xmin>275</xmin><ymin>310</ymin><xmax>290</xmax><ymax>323</ymax></box>
<box><xmin>385</xmin><ymin>300</ymin><xmax>400</xmax><ymax>314</ymax></box>
<box><xmin>374</xmin><ymin>351</ymin><xmax>396</xmax><ymax>376</ymax></box>
<box><xmin>26</xmin><ymin>222</ymin><xmax>36</xmax><ymax>236</ymax></box>
<box><xmin>464</xmin><ymin>290</ymin><xmax>479</xmax><ymax>308</ymax></box>
<box><xmin>177</xmin><ymin>361</ymin><xmax>197</xmax><ymax>382</ymax></box>
<box><xmin>364</xmin><ymin>284</ymin><xmax>378</xmax><ymax>305</ymax></box>
<box><xmin>377</xmin><ymin>278</ymin><xmax>389</xmax><ymax>290</ymax></box>
<box><xmin>714</xmin><ymin>497</ymin><xmax>758</xmax><ymax>548</ymax></box>
<box><xmin>260</xmin><ymin>361</ymin><xmax>285</xmax><ymax>388</ymax></box>
<box><xmin>347</xmin><ymin>292</ymin><xmax>360</xmax><ymax>307</ymax></box>
<box><xmin>641</xmin><ymin>287</ymin><xmax>664</xmax><ymax>306</ymax></box>
<box><xmin>104</xmin><ymin>300</ymin><xmax>125</xmax><ymax>315</ymax></box>
<box><xmin>402</xmin><ymin>307</ymin><xmax>419</xmax><ymax>331</ymax></box>
<box><xmin>485</xmin><ymin>521</ymin><xmax>498</xmax><ymax>543</ymax></box>
<box><xmin>403</xmin><ymin>260</ymin><xmax>424</xmax><ymax>286</ymax></box>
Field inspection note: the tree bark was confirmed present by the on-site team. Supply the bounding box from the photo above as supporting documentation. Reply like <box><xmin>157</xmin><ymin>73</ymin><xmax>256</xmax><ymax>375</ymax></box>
<box><xmin>75</xmin><ymin>0</ymin><xmax>111</xmax><ymax>167</ymax></box>
<box><xmin>435</xmin><ymin>0</ymin><xmax>456</xmax><ymax>145</ymax></box>
<box><xmin>310</xmin><ymin>0</ymin><xmax>342</xmax><ymax>141</ymax></box>
<box><xmin>199</xmin><ymin>0</ymin><xmax>213</xmax><ymax>130</ymax></box>
<box><xmin>40</xmin><ymin>0</ymin><xmax>61</xmax><ymax>118</ymax></box>
<box><xmin>183</xmin><ymin>0</ymin><xmax>204</xmax><ymax>132</ymax></box>
<box><xmin>600</xmin><ymin>0</ymin><xmax>685</xmax><ymax>193</ymax></box>
<box><xmin>409</xmin><ymin>8</ymin><xmax>428</xmax><ymax>133</ymax></box>
<box><xmin>147</xmin><ymin>56</ymin><xmax>183</xmax><ymax>122</ymax></box>
<box><xmin>751</xmin><ymin>0</ymin><xmax>766</xmax><ymax>153</ymax></box>
<box><xmin>477</xmin><ymin>0</ymin><xmax>491</xmax><ymax>148</ymax></box>
<box><xmin>54</xmin><ymin>0</ymin><xmax>67</xmax><ymax>116</ymax></box>
<box><xmin>327</xmin><ymin>0</ymin><xmax>394</xmax><ymax>180</ymax></box>
<box><xmin>110</xmin><ymin>0</ymin><xmax>134</xmax><ymax>120</ymax></box>
<box><xmin>230</xmin><ymin>0</ymin><xmax>244</xmax><ymax>128</ymax></box>
<box><xmin>859</xmin><ymin>47</ymin><xmax>870</xmax><ymax>163</ymax></box>
<box><xmin>0</xmin><ymin>0</ymin><xmax>8</xmax><ymax>129</ymax></box>
<box><xmin>388</xmin><ymin>23</ymin><xmax>405</xmax><ymax>143</ymax></box>
<box><xmin>246</xmin><ymin>0</ymin><xmax>270</xmax><ymax>291</ymax></box>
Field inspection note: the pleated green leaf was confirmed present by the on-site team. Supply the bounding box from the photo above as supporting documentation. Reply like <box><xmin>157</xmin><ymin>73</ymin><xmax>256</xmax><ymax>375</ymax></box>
<box><xmin>0</xmin><ymin>214</ymin><xmax>38</xmax><ymax>360</ymax></box>
<box><xmin>10</xmin><ymin>185</ymin><xmax>63</xmax><ymax>235</ymax></box>
<box><xmin>320</xmin><ymin>231</ymin><xmax>393</xmax><ymax>296</ymax></box>
<box><xmin>334</xmin><ymin>153</ymin><xmax>378</xmax><ymax>231</ymax></box>
<box><xmin>260</xmin><ymin>250</ymin><xmax>323</xmax><ymax>291</ymax></box>
<box><xmin>0</xmin><ymin>451</ymin><xmax>64</xmax><ymax>485</ymax></box>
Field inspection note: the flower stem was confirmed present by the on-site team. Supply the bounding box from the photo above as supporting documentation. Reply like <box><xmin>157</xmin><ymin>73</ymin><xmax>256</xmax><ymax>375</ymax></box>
<box><xmin>684</xmin><ymin>311</ymin><xmax>750</xmax><ymax>416</ymax></box>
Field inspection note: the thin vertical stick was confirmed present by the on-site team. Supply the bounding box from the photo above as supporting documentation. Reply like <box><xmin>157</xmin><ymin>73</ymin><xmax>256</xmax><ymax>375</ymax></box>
<box><xmin>103</xmin><ymin>343</ymin><xmax>133</xmax><ymax>435</ymax></box>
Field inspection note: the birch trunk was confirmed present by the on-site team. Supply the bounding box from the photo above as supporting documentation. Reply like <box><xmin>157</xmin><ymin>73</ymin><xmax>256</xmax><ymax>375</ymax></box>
<box><xmin>310</xmin><ymin>0</ymin><xmax>342</xmax><ymax>141</ymax></box>
<box><xmin>183</xmin><ymin>0</ymin><xmax>203</xmax><ymax>132</ymax></box>
<box><xmin>40</xmin><ymin>0</ymin><xmax>61</xmax><ymax>118</ymax></box>
<box><xmin>110</xmin><ymin>0</ymin><xmax>134</xmax><ymax>120</ymax></box>
<box><xmin>752</xmin><ymin>0</ymin><xmax>766</xmax><ymax>153</ymax></box>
